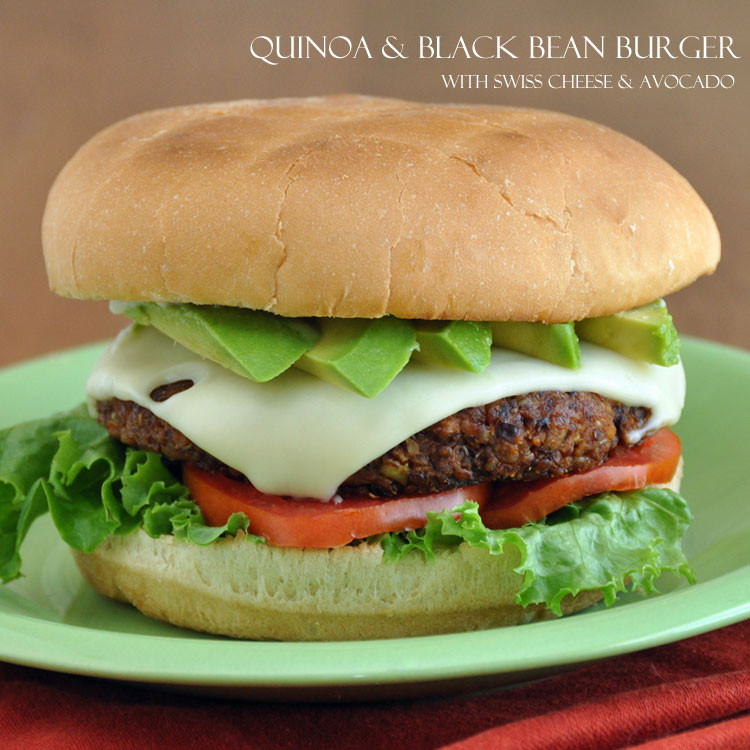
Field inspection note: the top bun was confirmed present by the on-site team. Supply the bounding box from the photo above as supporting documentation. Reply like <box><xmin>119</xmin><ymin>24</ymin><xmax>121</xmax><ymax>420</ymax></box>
<box><xmin>42</xmin><ymin>95</ymin><xmax>720</xmax><ymax>322</ymax></box>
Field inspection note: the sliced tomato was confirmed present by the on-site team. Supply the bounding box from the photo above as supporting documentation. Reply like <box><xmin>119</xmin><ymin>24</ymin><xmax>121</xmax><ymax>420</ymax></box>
<box><xmin>482</xmin><ymin>428</ymin><xmax>682</xmax><ymax>529</ymax></box>
<box><xmin>183</xmin><ymin>465</ymin><xmax>491</xmax><ymax>548</ymax></box>
<box><xmin>184</xmin><ymin>428</ymin><xmax>680</xmax><ymax>546</ymax></box>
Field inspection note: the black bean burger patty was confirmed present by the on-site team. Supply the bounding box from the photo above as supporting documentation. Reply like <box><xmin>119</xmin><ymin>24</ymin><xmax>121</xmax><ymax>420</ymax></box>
<box><xmin>96</xmin><ymin>391</ymin><xmax>650</xmax><ymax>497</ymax></box>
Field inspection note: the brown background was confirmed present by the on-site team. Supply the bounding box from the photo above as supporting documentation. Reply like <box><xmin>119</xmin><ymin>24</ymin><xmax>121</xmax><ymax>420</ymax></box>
<box><xmin>1</xmin><ymin>0</ymin><xmax>748</xmax><ymax>367</ymax></box>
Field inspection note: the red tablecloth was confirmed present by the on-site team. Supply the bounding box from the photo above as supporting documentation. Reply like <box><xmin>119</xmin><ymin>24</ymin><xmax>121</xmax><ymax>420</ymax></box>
<box><xmin>1</xmin><ymin>620</ymin><xmax>748</xmax><ymax>749</ymax></box>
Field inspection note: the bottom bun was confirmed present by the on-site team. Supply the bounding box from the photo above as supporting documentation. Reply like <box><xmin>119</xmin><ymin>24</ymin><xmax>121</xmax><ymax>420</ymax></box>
<box><xmin>73</xmin><ymin>468</ymin><xmax>682</xmax><ymax>641</ymax></box>
<box><xmin>73</xmin><ymin>534</ymin><xmax>602</xmax><ymax>640</ymax></box>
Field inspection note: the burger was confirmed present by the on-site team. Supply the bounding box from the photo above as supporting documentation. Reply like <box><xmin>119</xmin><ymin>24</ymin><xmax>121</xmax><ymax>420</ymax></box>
<box><xmin>0</xmin><ymin>96</ymin><xmax>719</xmax><ymax>640</ymax></box>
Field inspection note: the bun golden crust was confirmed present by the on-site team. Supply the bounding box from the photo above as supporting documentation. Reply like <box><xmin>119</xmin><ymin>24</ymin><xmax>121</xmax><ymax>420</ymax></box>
<box><xmin>43</xmin><ymin>95</ymin><xmax>719</xmax><ymax>322</ymax></box>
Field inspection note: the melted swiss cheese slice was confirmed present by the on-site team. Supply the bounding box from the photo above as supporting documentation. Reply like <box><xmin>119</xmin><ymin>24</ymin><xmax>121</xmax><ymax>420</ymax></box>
<box><xmin>86</xmin><ymin>325</ymin><xmax>685</xmax><ymax>500</ymax></box>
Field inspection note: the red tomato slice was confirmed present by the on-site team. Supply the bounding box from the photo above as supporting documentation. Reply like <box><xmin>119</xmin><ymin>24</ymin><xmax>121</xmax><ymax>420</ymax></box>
<box><xmin>482</xmin><ymin>428</ymin><xmax>682</xmax><ymax>529</ymax></box>
<box><xmin>183</xmin><ymin>465</ymin><xmax>491</xmax><ymax>548</ymax></box>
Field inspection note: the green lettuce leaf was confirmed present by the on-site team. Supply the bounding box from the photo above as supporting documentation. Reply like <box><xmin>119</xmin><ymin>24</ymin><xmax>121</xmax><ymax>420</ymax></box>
<box><xmin>382</xmin><ymin>490</ymin><xmax>695</xmax><ymax>616</ymax></box>
<box><xmin>0</xmin><ymin>406</ymin><xmax>261</xmax><ymax>583</ymax></box>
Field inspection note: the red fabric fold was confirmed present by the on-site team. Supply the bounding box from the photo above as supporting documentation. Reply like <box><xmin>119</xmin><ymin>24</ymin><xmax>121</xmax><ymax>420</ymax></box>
<box><xmin>439</xmin><ymin>671</ymin><xmax>750</xmax><ymax>750</ymax></box>
<box><xmin>626</xmin><ymin>712</ymin><xmax>750</xmax><ymax>749</ymax></box>
<box><xmin>0</xmin><ymin>620</ymin><xmax>748</xmax><ymax>750</ymax></box>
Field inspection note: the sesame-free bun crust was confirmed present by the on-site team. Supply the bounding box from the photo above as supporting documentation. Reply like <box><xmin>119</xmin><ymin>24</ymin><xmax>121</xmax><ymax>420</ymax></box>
<box><xmin>43</xmin><ymin>96</ymin><xmax>719</xmax><ymax>322</ymax></box>
<box><xmin>73</xmin><ymin>533</ymin><xmax>602</xmax><ymax>641</ymax></box>
<box><xmin>72</xmin><ymin>467</ymin><xmax>683</xmax><ymax>641</ymax></box>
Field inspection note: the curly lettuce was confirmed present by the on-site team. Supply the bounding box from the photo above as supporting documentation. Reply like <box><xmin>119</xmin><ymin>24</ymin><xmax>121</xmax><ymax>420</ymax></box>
<box><xmin>0</xmin><ymin>405</ymin><xmax>259</xmax><ymax>583</ymax></box>
<box><xmin>381</xmin><ymin>492</ymin><xmax>695</xmax><ymax>615</ymax></box>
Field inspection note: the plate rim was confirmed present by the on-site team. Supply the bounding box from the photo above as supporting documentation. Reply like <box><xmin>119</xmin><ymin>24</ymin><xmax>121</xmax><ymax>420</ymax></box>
<box><xmin>0</xmin><ymin>563</ymin><xmax>747</xmax><ymax>687</ymax></box>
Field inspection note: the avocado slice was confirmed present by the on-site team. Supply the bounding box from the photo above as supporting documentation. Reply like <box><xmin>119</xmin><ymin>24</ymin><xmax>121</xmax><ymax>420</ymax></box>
<box><xmin>413</xmin><ymin>320</ymin><xmax>492</xmax><ymax>373</ymax></box>
<box><xmin>120</xmin><ymin>302</ymin><xmax>319</xmax><ymax>382</ymax></box>
<box><xmin>295</xmin><ymin>317</ymin><xmax>418</xmax><ymax>397</ymax></box>
<box><xmin>576</xmin><ymin>299</ymin><xmax>680</xmax><ymax>366</ymax></box>
<box><xmin>491</xmin><ymin>321</ymin><xmax>581</xmax><ymax>369</ymax></box>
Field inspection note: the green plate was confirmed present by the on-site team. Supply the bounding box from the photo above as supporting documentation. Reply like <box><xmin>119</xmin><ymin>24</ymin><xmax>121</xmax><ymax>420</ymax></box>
<box><xmin>0</xmin><ymin>338</ymin><xmax>748</xmax><ymax>701</ymax></box>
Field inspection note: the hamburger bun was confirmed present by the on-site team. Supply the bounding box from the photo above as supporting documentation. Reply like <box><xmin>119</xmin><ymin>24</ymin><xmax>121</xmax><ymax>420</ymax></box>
<box><xmin>74</xmin><ymin>529</ymin><xmax>602</xmax><ymax>640</ymax></box>
<box><xmin>42</xmin><ymin>95</ymin><xmax>719</xmax><ymax>322</ymax></box>
<box><xmin>72</xmin><ymin>460</ymin><xmax>682</xmax><ymax>641</ymax></box>
<box><xmin>39</xmin><ymin>96</ymin><xmax>698</xmax><ymax>641</ymax></box>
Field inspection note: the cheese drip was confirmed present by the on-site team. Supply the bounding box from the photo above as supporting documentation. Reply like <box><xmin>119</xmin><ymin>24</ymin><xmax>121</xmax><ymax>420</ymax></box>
<box><xmin>87</xmin><ymin>326</ymin><xmax>685</xmax><ymax>500</ymax></box>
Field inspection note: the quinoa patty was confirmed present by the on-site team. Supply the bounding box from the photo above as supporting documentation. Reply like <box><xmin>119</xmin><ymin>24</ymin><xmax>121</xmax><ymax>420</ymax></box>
<box><xmin>96</xmin><ymin>390</ymin><xmax>650</xmax><ymax>497</ymax></box>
